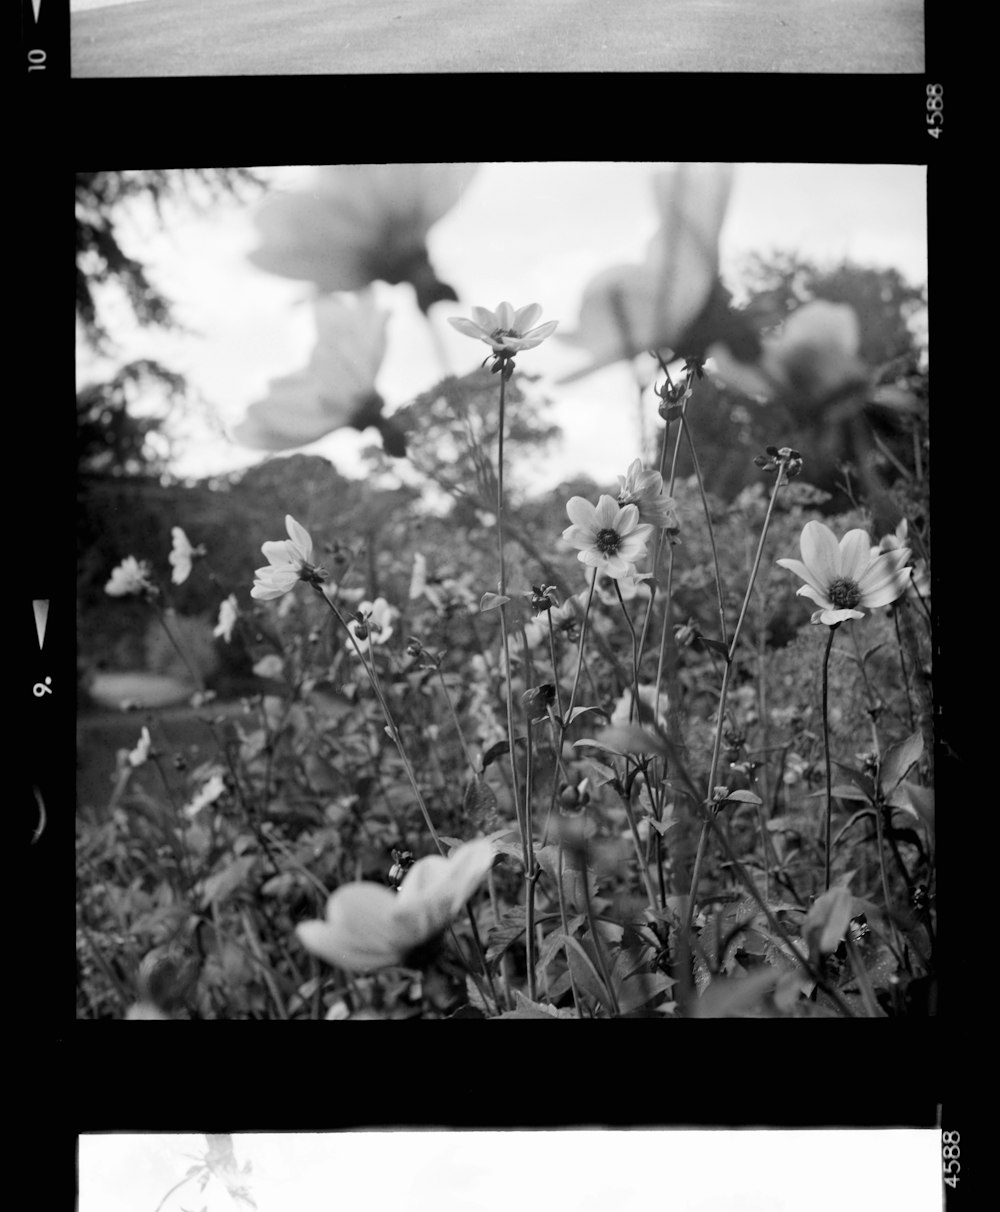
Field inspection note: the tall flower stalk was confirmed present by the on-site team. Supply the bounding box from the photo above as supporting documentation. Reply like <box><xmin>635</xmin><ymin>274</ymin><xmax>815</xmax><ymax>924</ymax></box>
<box><xmin>449</xmin><ymin>302</ymin><xmax>558</xmax><ymax>1000</ymax></box>
<box><xmin>684</xmin><ymin>447</ymin><xmax>803</xmax><ymax>934</ymax></box>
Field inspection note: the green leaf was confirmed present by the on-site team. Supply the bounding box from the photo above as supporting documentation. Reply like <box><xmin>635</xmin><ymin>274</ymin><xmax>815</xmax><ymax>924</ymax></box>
<box><xmin>575</xmin><ymin>725</ymin><xmax>667</xmax><ymax>758</ymax></box>
<box><xmin>616</xmin><ymin>971</ymin><xmax>676</xmax><ymax>1015</ymax></box>
<box><xmin>831</xmin><ymin>761</ymin><xmax>878</xmax><ymax>801</ymax></box>
<box><xmin>561</xmin><ymin>935</ymin><xmax>616</xmax><ymax>1013</ymax></box>
<box><xmin>463</xmin><ymin>776</ymin><xmax>498</xmax><ymax>824</ymax></box>
<box><xmin>479</xmin><ymin>592</ymin><xmax>511</xmax><ymax>612</ymax></box>
<box><xmin>495</xmin><ymin>992</ymin><xmax>572</xmax><ymax>1019</ymax></box>
<box><xmin>721</xmin><ymin>789</ymin><xmax>763</xmax><ymax>807</ymax></box>
<box><xmin>878</xmin><ymin>731</ymin><xmax>923</xmax><ymax>798</ymax></box>
<box><xmin>564</xmin><ymin>705</ymin><xmax>608</xmax><ymax>727</ymax></box>
<box><xmin>200</xmin><ymin>856</ymin><xmax>256</xmax><ymax>908</ymax></box>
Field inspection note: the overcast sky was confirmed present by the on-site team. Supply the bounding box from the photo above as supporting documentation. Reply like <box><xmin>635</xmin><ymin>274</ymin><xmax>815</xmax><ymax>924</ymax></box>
<box><xmin>76</xmin><ymin>164</ymin><xmax>927</xmax><ymax>492</ymax></box>
<box><xmin>79</xmin><ymin>1130</ymin><xmax>940</xmax><ymax>1212</ymax></box>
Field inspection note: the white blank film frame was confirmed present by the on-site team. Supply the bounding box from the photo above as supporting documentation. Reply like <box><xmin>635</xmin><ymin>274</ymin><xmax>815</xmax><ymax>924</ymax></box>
<box><xmin>79</xmin><ymin>1130</ymin><xmax>942</xmax><ymax>1212</ymax></box>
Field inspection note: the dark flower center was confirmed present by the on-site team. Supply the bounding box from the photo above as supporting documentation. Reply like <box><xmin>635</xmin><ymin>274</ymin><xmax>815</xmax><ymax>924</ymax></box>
<box><xmin>827</xmin><ymin>576</ymin><xmax>862</xmax><ymax>609</ymax></box>
<box><xmin>595</xmin><ymin>528</ymin><xmax>622</xmax><ymax>554</ymax></box>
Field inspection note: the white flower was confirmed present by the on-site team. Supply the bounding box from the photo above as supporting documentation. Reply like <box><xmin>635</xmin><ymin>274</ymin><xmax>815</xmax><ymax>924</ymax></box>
<box><xmin>346</xmin><ymin>597</ymin><xmax>399</xmax><ymax>655</ymax></box>
<box><xmin>562</xmin><ymin>494</ymin><xmax>655</xmax><ymax>580</ymax></box>
<box><xmin>104</xmin><ymin>556</ymin><xmax>154</xmax><ymax>597</ymax></box>
<box><xmin>560</xmin><ymin>164</ymin><xmax>733</xmax><ymax>381</ymax></box>
<box><xmin>777</xmin><ymin>520</ymin><xmax>912</xmax><ymax>626</ymax></box>
<box><xmin>183</xmin><ymin>773</ymin><xmax>227</xmax><ymax>820</ymax></box>
<box><xmin>296</xmin><ymin>839</ymin><xmax>496</xmax><ymax>972</ymax></box>
<box><xmin>248</xmin><ymin>163</ymin><xmax>478</xmax><ymax>312</ymax></box>
<box><xmin>710</xmin><ymin>301</ymin><xmax>866</xmax><ymax>406</ymax></box>
<box><xmin>250</xmin><ymin>515</ymin><xmax>317</xmax><ymax>601</ymax></box>
<box><xmin>409</xmin><ymin>552</ymin><xmax>428</xmax><ymax>601</ymax></box>
<box><xmin>125</xmin><ymin>1002</ymin><xmax>172</xmax><ymax>1020</ymax></box>
<box><xmin>232</xmin><ymin>292</ymin><xmax>404</xmax><ymax>456</ymax></box>
<box><xmin>213</xmin><ymin>595</ymin><xmax>239</xmax><ymax>642</ymax></box>
<box><xmin>128</xmin><ymin>726</ymin><xmax>152</xmax><ymax>768</ymax></box>
<box><xmin>449</xmin><ymin>301</ymin><xmax>559</xmax><ymax>356</ymax></box>
<box><xmin>252</xmin><ymin>654</ymin><xmax>284</xmax><ymax>679</ymax></box>
<box><xmin>617</xmin><ymin>458</ymin><xmax>679</xmax><ymax>531</ymax></box>
<box><xmin>878</xmin><ymin>520</ymin><xmax>930</xmax><ymax>604</ymax></box>
<box><xmin>611</xmin><ymin>685</ymin><xmax>669</xmax><ymax>730</ymax></box>
<box><xmin>168</xmin><ymin>527</ymin><xmax>202</xmax><ymax>586</ymax></box>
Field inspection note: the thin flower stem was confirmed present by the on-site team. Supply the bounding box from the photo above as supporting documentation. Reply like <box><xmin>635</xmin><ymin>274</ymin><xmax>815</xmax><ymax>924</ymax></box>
<box><xmin>463</xmin><ymin>902</ymin><xmax>502</xmax><ymax>1014</ymax></box>
<box><xmin>613</xmin><ymin>579</ymin><xmax>641</xmax><ymax>724</ymax></box>
<box><xmin>683</xmin><ymin>458</ymin><xmax>790</xmax><ymax>933</ymax></box>
<box><xmin>891</xmin><ymin>608</ymin><xmax>918</xmax><ymax>732</ymax></box>
<box><xmin>434</xmin><ymin>665</ymin><xmax>478</xmax><ymax>776</ymax></box>
<box><xmin>493</xmin><ymin>375</ymin><xmax>528</xmax><ymax>824</ymax></box>
<box><xmin>564</xmin><ymin>567</ymin><xmax>599</xmax><ymax>724</ymax></box>
<box><xmin>873</xmin><ymin>801</ymin><xmax>908</xmax><ymax>966</ymax></box>
<box><xmin>618</xmin><ymin>787</ymin><xmax>661</xmax><ymax>913</ymax></box>
<box><xmin>547</xmin><ymin>611</ymin><xmax>564</xmax><ymax>724</ymax></box>
<box><xmin>523</xmin><ymin>683</ymin><xmax>538</xmax><ymax>1001</ymax></box>
<box><xmin>680</xmin><ymin>413</ymin><xmax>728</xmax><ymax>649</ymax></box>
<box><xmin>321</xmin><ymin>590</ymin><xmax>445</xmax><ymax>856</ymax></box>
<box><xmin>555</xmin><ymin>838</ymin><xmax>583</xmax><ymax>1018</ymax></box>
<box><xmin>578</xmin><ymin>829</ymin><xmax>620</xmax><ymax>1016</ymax></box>
<box><xmin>821</xmin><ymin>623</ymin><xmax>838</xmax><ymax>891</ymax></box>
<box><xmin>152</xmin><ymin>602</ymin><xmax>205</xmax><ymax>691</ymax></box>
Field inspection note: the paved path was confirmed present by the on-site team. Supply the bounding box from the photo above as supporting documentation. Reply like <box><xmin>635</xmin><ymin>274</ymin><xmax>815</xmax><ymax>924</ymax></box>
<box><xmin>71</xmin><ymin>0</ymin><xmax>923</xmax><ymax>74</ymax></box>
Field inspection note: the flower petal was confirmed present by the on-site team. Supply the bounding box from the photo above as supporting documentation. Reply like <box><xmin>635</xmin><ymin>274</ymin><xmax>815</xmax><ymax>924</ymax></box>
<box><xmin>514</xmin><ymin>302</ymin><xmax>542</xmax><ymax>332</ymax></box>
<box><xmin>565</xmin><ymin>496</ymin><xmax>599</xmax><ymax>531</ymax></box>
<box><xmin>285</xmin><ymin>515</ymin><xmax>313</xmax><ymax>561</ymax></box>
<box><xmin>837</xmin><ymin>529</ymin><xmax>872</xmax><ymax>583</ymax></box>
<box><xmin>595</xmin><ymin>494</ymin><xmax>623</xmax><ymax>528</ymax></box>
<box><xmin>799</xmin><ymin>520</ymin><xmax>842</xmax><ymax>586</ymax></box>
<box><xmin>859</xmin><ymin>565</ymin><xmax>912</xmax><ymax>608</ymax></box>
<box><xmin>296</xmin><ymin>883</ymin><xmax>408</xmax><ymax>971</ymax></box>
<box><xmin>450</xmin><ymin>317</ymin><xmax>488</xmax><ymax>340</ymax></box>
<box><xmin>776</xmin><ymin>557</ymin><xmax>830</xmax><ymax>600</ymax></box>
<box><xmin>260</xmin><ymin>540</ymin><xmax>295</xmax><ymax>566</ymax></box>
<box><xmin>562</xmin><ymin>523</ymin><xmax>597</xmax><ymax>550</ymax></box>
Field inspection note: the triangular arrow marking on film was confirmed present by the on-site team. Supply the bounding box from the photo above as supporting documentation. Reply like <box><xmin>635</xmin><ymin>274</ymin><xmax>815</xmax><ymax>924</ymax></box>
<box><xmin>33</xmin><ymin>600</ymin><xmax>49</xmax><ymax>649</ymax></box>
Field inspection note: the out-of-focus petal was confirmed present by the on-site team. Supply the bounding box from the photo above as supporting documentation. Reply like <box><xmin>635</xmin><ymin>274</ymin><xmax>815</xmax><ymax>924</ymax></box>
<box><xmin>296</xmin><ymin>883</ymin><xmax>408</xmax><ymax>972</ymax></box>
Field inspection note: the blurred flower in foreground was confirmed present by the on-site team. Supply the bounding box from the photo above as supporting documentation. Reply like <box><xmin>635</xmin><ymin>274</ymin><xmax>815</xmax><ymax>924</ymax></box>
<box><xmin>611</xmin><ymin>684</ymin><xmax>669</xmax><ymax>730</ymax></box>
<box><xmin>183</xmin><ymin>772</ymin><xmax>226</xmax><ymax>819</ymax></box>
<box><xmin>125</xmin><ymin>1002</ymin><xmax>172</xmax><ymax>1020</ymax></box>
<box><xmin>296</xmin><ymin>838</ymin><xmax>496</xmax><ymax>972</ymax></box>
<box><xmin>562</xmin><ymin>495</ymin><xmax>654</xmax><ymax>580</ymax></box>
<box><xmin>213</xmin><ymin>594</ymin><xmax>239</xmax><ymax>642</ymax></box>
<box><xmin>251</xmin><ymin>515</ymin><xmax>324</xmax><ymax>601</ymax></box>
<box><xmin>346</xmin><ymin>597</ymin><xmax>399</xmax><ymax>654</ymax></box>
<box><xmin>617</xmin><ymin>457</ymin><xmax>679</xmax><ymax>531</ymax></box>
<box><xmin>128</xmin><ymin>726</ymin><xmax>152</xmax><ymax>768</ymax></box>
<box><xmin>168</xmin><ymin>526</ymin><xmax>204</xmax><ymax>585</ymax></box>
<box><xmin>709</xmin><ymin>300</ymin><xmax>867</xmax><ymax>408</ymax></box>
<box><xmin>777</xmin><ymin>519</ymin><xmax>911</xmax><ymax>626</ymax></box>
<box><xmin>104</xmin><ymin>555</ymin><xmax>155</xmax><ymax>597</ymax></box>
<box><xmin>232</xmin><ymin>291</ymin><xmax>405</xmax><ymax>457</ymax></box>
<box><xmin>559</xmin><ymin>164</ymin><xmax>735</xmax><ymax>381</ymax></box>
<box><xmin>249</xmin><ymin>163</ymin><xmax>478</xmax><ymax>313</ymax></box>
<box><xmin>802</xmin><ymin>884</ymin><xmax>854</xmax><ymax>957</ymax></box>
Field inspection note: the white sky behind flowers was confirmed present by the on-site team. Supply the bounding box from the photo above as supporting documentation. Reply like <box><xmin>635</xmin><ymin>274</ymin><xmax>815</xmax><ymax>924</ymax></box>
<box><xmin>75</xmin><ymin>163</ymin><xmax>927</xmax><ymax>496</ymax></box>
<box><xmin>79</xmin><ymin>1129</ymin><xmax>939</xmax><ymax>1212</ymax></box>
